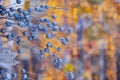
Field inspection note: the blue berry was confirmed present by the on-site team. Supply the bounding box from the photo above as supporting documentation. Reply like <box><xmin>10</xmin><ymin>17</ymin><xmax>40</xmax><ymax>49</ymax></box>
<box><xmin>52</xmin><ymin>14</ymin><xmax>57</xmax><ymax>19</ymax></box>
<box><xmin>16</xmin><ymin>36</ymin><xmax>21</xmax><ymax>41</ymax></box>
<box><xmin>40</xmin><ymin>5</ymin><xmax>44</xmax><ymax>8</ymax></box>
<box><xmin>18</xmin><ymin>49</ymin><xmax>22</xmax><ymax>54</ymax></box>
<box><xmin>17</xmin><ymin>8</ymin><xmax>23</xmax><ymax>13</ymax></box>
<box><xmin>1</xmin><ymin>11</ymin><xmax>6</xmax><ymax>15</ymax></box>
<box><xmin>12</xmin><ymin>73</ymin><xmax>17</xmax><ymax>78</ymax></box>
<box><xmin>58</xmin><ymin>59</ymin><xmax>63</xmax><ymax>64</ymax></box>
<box><xmin>45</xmin><ymin>5</ymin><xmax>49</xmax><ymax>9</ymax></box>
<box><xmin>46</xmin><ymin>33</ymin><xmax>52</xmax><ymax>39</ymax></box>
<box><xmin>46</xmin><ymin>33</ymin><xmax>55</xmax><ymax>39</ymax></box>
<box><xmin>65</xmin><ymin>37</ymin><xmax>70</xmax><ymax>42</ymax></box>
<box><xmin>0</xmin><ymin>5</ymin><xmax>6</xmax><ymax>15</ymax></box>
<box><xmin>0</xmin><ymin>68</ymin><xmax>4</xmax><ymax>74</ymax></box>
<box><xmin>22</xmin><ymin>74</ymin><xmax>28</xmax><ymax>79</ymax></box>
<box><xmin>23</xmin><ymin>31</ymin><xmax>28</xmax><ymax>36</ymax></box>
<box><xmin>30</xmin><ymin>32</ymin><xmax>35</xmax><ymax>37</ymax></box>
<box><xmin>2</xmin><ymin>77</ymin><xmax>7</xmax><ymax>80</ymax></box>
<box><xmin>68</xmin><ymin>72</ymin><xmax>75</xmax><ymax>80</ymax></box>
<box><xmin>54</xmin><ymin>59</ymin><xmax>59</xmax><ymax>64</ymax></box>
<box><xmin>6</xmin><ymin>34</ymin><xmax>12</xmax><ymax>40</ymax></box>
<box><xmin>45</xmin><ymin>17</ymin><xmax>49</xmax><ymax>22</ymax></box>
<box><xmin>25</xmin><ymin>15</ymin><xmax>30</xmax><ymax>20</ymax></box>
<box><xmin>50</xmin><ymin>33</ymin><xmax>55</xmax><ymax>38</ymax></box>
<box><xmin>41</xmin><ymin>27</ymin><xmax>48</xmax><ymax>33</ymax></box>
<box><xmin>6</xmin><ymin>72</ymin><xmax>11</xmax><ymax>79</ymax></box>
<box><xmin>46</xmin><ymin>42</ymin><xmax>52</xmax><ymax>47</ymax></box>
<box><xmin>13</xmin><ymin>13</ymin><xmax>20</xmax><ymax>20</ymax></box>
<box><xmin>34</xmin><ymin>6</ymin><xmax>40</xmax><ymax>12</ymax></box>
<box><xmin>40</xmin><ymin>55</ymin><xmax>44</xmax><ymax>60</ymax></box>
<box><xmin>53</xmin><ymin>59</ymin><xmax>62</xmax><ymax>69</ymax></box>
<box><xmin>21</xmin><ymin>69</ymin><xmax>26</xmax><ymax>73</ymax></box>
<box><xmin>9</xmin><ymin>7</ymin><xmax>14</xmax><ymax>12</ymax></box>
<box><xmin>11</xmin><ymin>33</ymin><xmax>17</xmax><ymax>38</ymax></box>
<box><xmin>59</xmin><ymin>27</ymin><xmax>64</xmax><ymax>32</ymax></box>
<box><xmin>52</xmin><ymin>54</ymin><xmax>57</xmax><ymax>59</ymax></box>
<box><xmin>52</xmin><ymin>22</ymin><xmax>58</xmax><ymax>26</ymax></box>
<box><xmin>47</xmin><ymin>22</ymin><xmax>51</xmax><ymax>27</ymax></box>
<box><xmin>8</xmin><ymin>12</ymin><xmax>14</xmax><ymax>17</ymax></box>
<box><xmin>32</xmin><ymin>35</ymin><xmax>37</xmax><ymax>40</ymax></box>
<box><xmin>17</xmin><ymin>40</ymin><xmax>21</xmax><ymax>45</ymax></box>
<box><xmin>60</xmin><ymin>38</ymin><xmax>67</xmax><ymax>45</ymax></box>
<box><xmin>5</xmin><ymin>21</ymin><xmax>12</xmax><ymax>27</ymax></box>
<box><xmin>18</xmin><ymin>21</ymin><xmax>25</xmax><ymax>27</ymax></box>
<box><xmin>16</xmin><ymin>0</ymin><xmax>22</xmax><ymax>4</ymax></box>
<box><xmin>52</xmin><ymin>26</ymin><xmax>59</xmax><ymax>31</ymax></box>
<box><xmin>44</xmin><ymin>48</ymin><xmax>49</xmax><ymax>53</ymax></box>
<box><xmin>23</xmin><ymin>11</ymin><xmax>28</xmax><ymax>16</ymax></box>
<box><xmin>40</xmin><ymin>18</ymin><xmax>45</xmax><ymax>22</ymax></box>
<box><xmin>40</xmin><ymin>50</ymin><xmax>45</xmax><ymax>55</ymax></box>
<box><xmin>68</xmin><ymin>27</ymin><xmax>73</xmax><ymax>33</ymax></box>
<box><xmin>1</xmin><ymin>28</ymin><xmax>6</xmax><ymax>34</ymax></box>
<box><xmin>28</xmin><ymin>36</ymin><xmax>33</xmax><ymax>41</ymax></box>
<box><xmin>27</xmin><ymin>8</ymin><xmax>32</xmax><ymax>13</ymax></box>
<box><xmin>57</xmin><ymin>47</ymin><xmax>61</xmax><ymax>51</ymax></box>
<box><xmin>54</xmin><ymin>64</ymin><xmax>60</xmax><ymax>69</ymax></box>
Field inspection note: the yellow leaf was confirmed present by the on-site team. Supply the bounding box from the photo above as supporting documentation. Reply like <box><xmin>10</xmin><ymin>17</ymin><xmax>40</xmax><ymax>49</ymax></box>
<box><xmin>63</xmin><ymin>64</ymin><xmax>74</xmax><ymax>72</ymax></box>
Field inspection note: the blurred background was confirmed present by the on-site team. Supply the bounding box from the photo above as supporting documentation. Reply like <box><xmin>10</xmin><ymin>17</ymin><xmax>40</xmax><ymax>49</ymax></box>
<box><xmin>0</xmin><ymin>0</ymin><xmax>120</xmax><ymax>80</ymax></box>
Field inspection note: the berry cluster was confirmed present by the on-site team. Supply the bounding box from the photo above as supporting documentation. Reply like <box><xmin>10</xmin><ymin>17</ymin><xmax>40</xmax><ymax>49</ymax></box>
<box><xmin>0</xmin><ymin>0</ymin><xmax>75</xmax><ymax>79</ymax></box>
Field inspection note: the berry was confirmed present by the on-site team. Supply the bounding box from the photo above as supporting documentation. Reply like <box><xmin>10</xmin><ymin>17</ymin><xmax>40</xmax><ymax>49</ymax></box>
<box><xmin>40</xmin><ymin>55</ymin><xmax>44</xmax><ymax>60</ymax></box>
<box><xmin>47</xmin><ymin>22</ymin><xmax>51</xmax><ymax>27</ymax></box>
<box><xmin>9</xmin><ymin>7</ymin><xmax>14</xmax><ymax>12</ymax></box>
<box><xmin>40</xmin><ymin>18</ymin><xmax>45</xmax><ymax>22</ymax></box>
<box><xmin>45</xmin><ymin>17</ymin><xmax>49</xmax><ymax>22</ymax></box>
<box><xmin>0</xmin><ymin>68</ymin><xmax>4</xmax><ymax>74</ymax></box>
<box><xmin>59</xmin><ymin>27</ymin><xmax>64</xmax><ymax>32</ymax></box>
<box><xmin>52</xmin><ymin>14</ymin><xmax>57</xmax><ymax>19</ymax></box>
<box><xmin>65</xmin><ymin>37</ymin><xmax>70</xmax><ymax>42</ymax></box>
<box><xmin>5</xmin><ymin>21</ymin><xmax>12</xmax><ymax>27</ymax></box>
<box><xmin>17</xmin><ymin>8</ymin><xmax>23</xmax><ymax>13</ymax></box>
<box><xmin>18</xmin><ymin>49</ymin><xmax>22</xmax><ymax>54</ymax></box>
<box><xmin>18</xmin><ymin>21</ymin><xmax>25</xmax><ymax>27</ymax></box>
<box><xmin>46</xmin><ymin>42</ymin><xmax>52</xmax><ymax>47</ymax></box>
<box><xmin>0</xmin><ymin>5</ymin><xmax>6</xmax><ymax>15</ymax></box>
<box><xmin>57</xmin><ymin>47</ymin><xmax>61</xmax><ymax>51</ymax></box>
<box><xmin>22</xmin><ymin>74</ymin><xmax>28</xmax><ymax>79</ymax></box>
<box><xmin>45</xmin><ymin>5</ymin><xmax>49</xmax><ymax>9</ymax></box>
<box><xmin>68</xmin><ymin>72</ymin><xmax>75</xmax><ymax>80</ymax></box>
<box><xmin>28</xmin><ymin>36</ymin><xmax>33</xmax><ymax>41</ymax></box>
<box><xmin>35</xmin><ymin>6</ymin><xmax>40</xmax><ymax>12</ymax></box>
<box><xmin>21</xmin><ymin>69</ymin><xmax>26</xmax><ymax>74</ymax></box>
<box><xmin>52</xmin><ymin>22</ymin><xmax>58</xmax><ymax>26</ymax></box>
<box><xmin>16</xmin><ymin>0</ymin><xmax>22</xmax><ymax>4</ymax></box>
<box><xmin>52</xmin><ymin>54</ymin><xmax>57</xmax><ymax>59</ymax></box>
<box><xmin>16</xmin><ymin>36</ymin><xmax>21</xmax><ymax>41</ymax></box>
<box><xmin>68</xmin><ymin>27</ymin><xmax>73</xmax><ymax>33</ymax></box>
<box><xmin>46</xmin><ymin>33</ymin><xmax>52</xmax><ymax>39</ymax></box>
<box><xmin>40</xmin><ymin>50</ymin><xmax>45</xmax><ymax>55</ymax></box>
<box><xmin>11</xmin><ymin>33</ymin><xmax>17</xmax><ymax>38</ymax></box>
<box><xmin>23</xmin><ymin>31</ymin><xmax>28</xmax><ymax>36</ymax></box>
<box><xmin>6</xmin><ymin>34</ymin><xmax>12</xmax><ymax>40</ymax></box>
<box><xmin>52</xmin><ymin>26</ymin><xmax>59</xmax><ymax>31</ymax></box>
<box><xmin>60</xmin><ymin>38</ymin><xmax>67</xmax><ymax>45</ymax></box>
<box><xmin>44</xmin><ymin>48</ymin><xmax>49</xmax><ymax>53</ymax></box>
<box><xmin>1</xmin><ymin>28</ymin><xmax>6</xmax><ymax>34</ymax></box>
<box><xmin>8</xmin><ymin>12</ymin><xmax>14</xmax><ymax>17</ymax></box>
<box><xmin>12</xmin><ymin>73</ymin><xmax>17</xmax><ymax>78</ymax></box>
<box><xmin>16</xmin><ymin>40</ymin><xmax>21</xmax><ymax>45</ymax></box>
